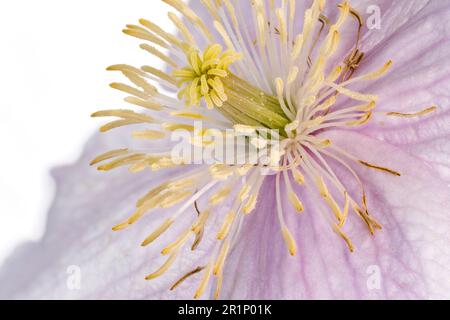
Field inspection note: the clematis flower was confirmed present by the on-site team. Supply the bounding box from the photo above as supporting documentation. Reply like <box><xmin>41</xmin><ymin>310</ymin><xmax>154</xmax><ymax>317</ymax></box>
<box><xmin>1</xmin><ymin>0</ymin><xmax>450</xmax><ymax>300</ymax></box>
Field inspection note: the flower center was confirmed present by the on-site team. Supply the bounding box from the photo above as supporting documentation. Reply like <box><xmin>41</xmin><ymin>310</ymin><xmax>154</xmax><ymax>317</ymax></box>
<box><xmin>91</xmin><ymin>0</ymin><xmax>438</xmax><ymax>300</ymax></box>
<box><xmin>173</xmin><ymin>44</ymin><xmax>291</xmax><ymax>133</ymax></box>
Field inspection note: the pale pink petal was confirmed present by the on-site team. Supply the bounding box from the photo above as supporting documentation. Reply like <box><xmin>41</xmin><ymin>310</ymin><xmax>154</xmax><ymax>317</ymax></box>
<box><xmin>0</xmin><ymin>130</ymin><xmax>217</xmax><ymax>299</ymax></box>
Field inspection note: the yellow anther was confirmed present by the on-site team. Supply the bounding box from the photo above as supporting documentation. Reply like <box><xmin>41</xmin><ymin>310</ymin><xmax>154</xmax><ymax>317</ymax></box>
<box><xmin>287</xmin><ymin>67</ymin><xmax>299</xmax><ymax>84</ymax></box>
<box><xmin>316</xmin><ymin>177</ymin><xmax>343</xmax><ymax>221</ymax></box>
<box><xmin>161</xmin><ymin>229</ymin><xmax>192</xmax><ymax>255</ymax></box>
<box><xmin>362</xmin><ymin>60</ymin><xmax>393</xmax><ymax>81</ymax></box>
<box><xmin>160</xmin><ymin>190</ymin><xmax>194</xmax><ymax>209</ymax></box>
<box><xmin>90</xmin><ymin>149</ymin><xmax>129</xmax><ymax>166</ymax></box>
<box><xmin>127</xmin><ymin>200</ymin><xmax>158</xmax><ymax>226</ymax></box>
<box><xmin>316</xmin><ymin>176</ymin><xmax>329</xmax><ymax>198</ymax></box>
<box><xmin>194</xmin><ymin>263</ymin><xmax>213</xmax><ymax>299</ymax></box>
<box><xmin>276</xmin><ymin>8</ymin><xmax>287</xmax><ymax>43</ymax></box>
<box><xmin>210</xmin><ymin>187</ymin><xmax>232</xmax><ymax>205</ymax></box>
<box><xmin>141</xmin><ymin>218</ymin><xmax>174</xmax><ymax>247</ymax></box>
<box><xmin>346</xmin><ymin>112</ymin><xmax>372</xmax><ymax>126</ymax></box>
<box><xmin>292</xmin><ymin>167</ymin><xmax>305</xmax><ymax>184</ymax></box>
<box><xmin>333</xmin><ymin>225</ymin><xmax>354</xmax><ymax>252</ymax></box>
<box><xmin>339</xmin><ymin>191</ymin><xmax>350</xmax><ymax>227</ymax></box>
<box><xmin>97</xmin><ymin>154</ymin><xmax>147</xmax><ymax>171</ymax></box>
<box><xmin>385</xmin><ymin>106</ymin><xmax>437</xmax><ymax>118</ymax></box>
<box><xmin>145</xmin><ymin>251</ymin><xmax>179</xmax><ymax>280</ymax></box>
<box><xmin>209</xmin><ymin>164</ymin><xmax>235</xmax><ymax>180</ymax></box>
<box><xmin>288</xmin><ymin>191</ymin><xmax>304</xmax><ymax>213</ymax></box>
<box><xmin>170</xmin><ymin>110</ymin><xmax>206</xmax><ymax>120</ymax></box>
<box><xmin>356</xmin><ymin>101</ymin><xmax>376</xmax><ymax>112</ymax></box>
<box><xmin>243</xmin><ymin>193</ymin><xmax>258</xmax><ymax>214</ymax></box>
<box><xmin>132</xmin><ymin>130</ymin><xmax>165</xmax><ymax>140</ymax></box>
<box><xmin>291</xmin><ymin>34</ymin><xmax>304</xmax><ymax>60</ymax></box>
<box><xmin>213</xmin><ymin>240</ymin><xmax>230</xmax><ymax>276</ymax></box>
<box><xmin>326</xmin><ymin>65</ymin><xmax>343</xmax><ymax>83</ymax></box>
<box><xmin>214</xmin><ymin>274</ymin><xmax>223</xmax><ymax>300</ymax></box>
<box><xmin>238</xmin><ymin>183</ymin><xmax>251</xmax><ymax>201</ymax></box>
<box><xmin>162</xmin><ymin>123</ymin><xmax>195</xmax><ymax>132</ymax></box>
<box><xmin>151</xmin><ymin>157</ymin><xmax>181</xmax><ymax>171</ymax></box>
<box><xmin>192</xmin><ymin>210</ymin><xmax>211</xmax><ymax>234</ymax></box>
<box><xmin>359</xmin><ymin>160</ymin><xmax>401</xmax><ymax>176</ymax></box>
<box><xmin>331</xmin><ymin>84</ymin><xmax>378</xmax><ymax>102</ymax></box>
<box><xmin>217</xmin><ymin>211</ymin><xmax>236</xmax><ymax>240</ymax></box>
<box><xmin>281</xmin><ymin>225</ymin><xmax>297</xmax><ymax>256</ymax></box>
<box><xmin>112</xmin><ymin>221</ymin><xmax>130</xmax><ymax>232</ymax></box>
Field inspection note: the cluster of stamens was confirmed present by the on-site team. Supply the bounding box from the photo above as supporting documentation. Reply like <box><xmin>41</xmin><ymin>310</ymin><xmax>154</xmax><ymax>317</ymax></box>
<box><xmin>91</xmin><ymin>0</ymin><xmax>437</xmax><ymax>299</ymax></box>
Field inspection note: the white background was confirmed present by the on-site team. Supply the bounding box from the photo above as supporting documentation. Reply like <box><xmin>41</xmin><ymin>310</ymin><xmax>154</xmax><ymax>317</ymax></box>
<box><xmin>0</xmin><ymin>0</ymin><xmax>172</xmax><ymax>264</ymax></box>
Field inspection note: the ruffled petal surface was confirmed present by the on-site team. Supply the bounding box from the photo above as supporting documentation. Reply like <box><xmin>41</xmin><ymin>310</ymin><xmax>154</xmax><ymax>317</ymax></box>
<box><xmin>0</xmin><ymin>130</ymin><xmax>218</xmax><ymax>299</ymax></box>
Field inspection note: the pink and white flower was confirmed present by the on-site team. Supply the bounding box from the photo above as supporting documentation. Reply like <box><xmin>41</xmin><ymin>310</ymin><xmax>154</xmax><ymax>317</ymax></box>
<box><xmin>1</xmin><ymin>0</ymin><xmax>449</xmax><ymax>300</ymax></box>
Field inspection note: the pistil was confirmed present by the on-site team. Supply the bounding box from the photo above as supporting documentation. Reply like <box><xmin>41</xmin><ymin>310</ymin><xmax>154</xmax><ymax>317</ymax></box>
<box><xmin>173</xmin><ymin>44</ymin><xmax>291</xmax><ymax>132</ymax></box>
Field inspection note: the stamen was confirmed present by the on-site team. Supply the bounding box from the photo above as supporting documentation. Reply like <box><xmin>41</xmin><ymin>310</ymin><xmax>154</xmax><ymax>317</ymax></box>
<box><xmin>194</xmin><ymin>262</ymin><xmax>213</xmax><ymax>299</ymax></box>
<box><xmin>214</xmin><ymin>273</ymin><xmax>224</xmax><ymax>300</ymax></box>
<box><xmin>288</xmin><ymin>191</ymin><xmax>304</xmax><ymax>213</ymax></box>
<box><xmin>170</xmin><ymin>266</ymin><xmax>205</xmax><ymax>291</ymax></box>
<box><xmin>168</xmin><ymin>12</ymin><xmax>197</xmax><ymax>46</ymax></box>
<box><xmin>141</xmin><ymin>65</ymin><xmax>178</xmax><ymax>87</ymax></box>
<box><xmin>90</xmin><ymin>149</ymin><xmax>129</xmax><ymax>166</ymax></box>
<box><xmin>327</xmin><ymin>82</ymin><xmax>378</xmax><ymax>102</ymax></box>
<box><xmin>191</xmin><ymin>201</ymin><xmax>204</xmax><ymax>251</ymax></box>
<box><xmin>291</xmin><ymin>34</ymin><xmax>304</xmax><ymax>60</ymax></box>
<box><xmin>191</xmin><ymin>209</ymin><xmax>211</xmax><ymax>234</ymax></box>
<box><xmin>359</xmin><ymin>160</ymin><xmax>401</xmax><ymax>177</ymax></box>
<box><xmin>316</xmin><ymin>177</ymin><xmax>343</xmax><ymax>222</ymax></box>
<box><xmin>192</xmin><ymin>221</ymin><xmax>207</xmax><ymax>248</ymax></box>
<box><xmin>161</xmin><ymin>229</ymin><xmax>192</xmax><ymax>255</ymax></box>
<box><xmin>145</xmin><ymin>251</ymin><xmax>179</xmax><ymax>280</ymax></box>
<box><xmin>163</xmin><ymin>0</ymin><xmax>215</xmax><ymax>43</ymax></box>
<box><xmin>124</xmin><ymin>96</ymin><xmax>163</xmax><ymax>110</ymax></box>
<box><xmin>292</xmin><ymin>167</ymin><xmax>305</xmax><ymax>184</ymax></box>
<box><xmin>160</xmin><ymin>190</ymin><xmax>194</xmax><ymax>209</ymax></box>
<box><xmin>213</xmin><ymin>240</ymin><xmax>230</xmax><ymax>276</ymax></box>
<box><xmin>141</xmin><ymin>218</ymin><xmax>174</xmax><ymax>247</ymax></box>
<box><xmin>210</xmin><ymin>186</ymin><xmax>232</xmax><ymax>206</ymax></box>
<box><xmin>139</xmin><ymin>18</ymin><xmax>185</xmax><ymax>50</ymax></box>
<box><xmin>132</xmin><ymin>130</ymin><xmax>165</xmax><ymax>140</ymax></box>
<box><xmin>109</xmin><ymin>82</ymin><xmax>150</xmax><ymax>100</ymax></box>
<box><xmin>281</xmin><ymin>224</ymin><xmax>297</xmax><ymax>256</ymax></box>
<box><xmin>333</xmin><ymin>225</ymin><xmax>354</xmax><ymax>252</ymax></box>
<box><xmin>162</xmin><ymin>123</ymin><xmax>195</xmax><ymax>131</ymax></box>
<box><xmin>339</xmin><ymin>191</ymin><xmax>350</xmax><ymax>227</ymax></box>
<box><xmin>346</xmin><ymin>112</ymin><xmax>372</xmax><ymax>126</ymax></box>
<box><xmin>97</xmin><ymin>154</ymin><xmax>146</xmax><ymax>171</ymax></box>
<box><xmin>140</xmin><ymin>43</ymin><xmax>179</xmax><ymax>68</ymax></box>
<box><xmin>243</xmin><ymin>194</ymin><xmax>258</xmax><ymax>214</ymax></box>
<box><xmin>385</xmin><ymin>106</ymin><xmax>437</xmax><ymax>118</ymax></box>
<box><xmin>123</xmin><ymin>26</ymin><xmax>169</xmax><ymax>49</ymax></box>
<box><xmin>217</xmin><ymin>211</ymin><xmax>236</xmax><ymax>240</ymax></box>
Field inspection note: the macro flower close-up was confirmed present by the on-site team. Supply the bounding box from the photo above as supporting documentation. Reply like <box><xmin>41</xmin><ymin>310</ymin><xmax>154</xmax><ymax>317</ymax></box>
<box><xmin>1</xmin><ymin>0</ymin><xmax>450</xmax><ymax>302</ymax></box>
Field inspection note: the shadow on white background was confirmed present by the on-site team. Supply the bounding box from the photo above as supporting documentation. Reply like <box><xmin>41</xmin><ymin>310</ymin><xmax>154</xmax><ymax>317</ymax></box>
<box><xmin>0</xmin><ymin>0</ymin><xmax>173</xmax><ymax>264</ymax></box>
